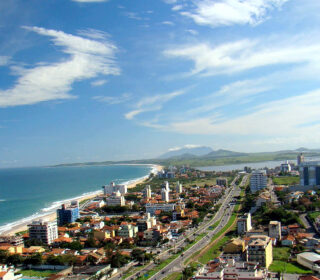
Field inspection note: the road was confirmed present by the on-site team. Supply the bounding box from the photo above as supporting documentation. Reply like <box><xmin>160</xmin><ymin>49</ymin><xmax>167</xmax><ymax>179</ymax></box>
<box><xmin>299</xmin><ymin>213</ymin><xmax>318</xmax><ymax>238</ymax></box>
<box><xmin>144</xmin><ymin>174</ymin><xmax>247</xmax><ymax>280</ymax></box>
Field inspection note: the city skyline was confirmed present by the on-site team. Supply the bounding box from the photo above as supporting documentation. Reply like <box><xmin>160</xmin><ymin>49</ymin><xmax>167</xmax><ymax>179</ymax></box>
<box><xmin>1</xmin><ymin>0</ymin><xmax>320</xmax><ymax>167</ymax></box>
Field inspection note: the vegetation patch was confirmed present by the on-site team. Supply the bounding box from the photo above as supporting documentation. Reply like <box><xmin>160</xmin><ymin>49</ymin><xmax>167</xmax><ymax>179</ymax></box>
<box><xmin>272</xmin><ymin>176</ymin><xmax>300</xmax><ymax>186</ymax></box>
<box><xmin>269</xmin><ymin>261</ymin><xmax>312</xmax><ymax>274</ymax></box>
<box><xmin>20</xmin><ymin>270</ymin><xmax>57</xmax><ymax>277</ymax></box>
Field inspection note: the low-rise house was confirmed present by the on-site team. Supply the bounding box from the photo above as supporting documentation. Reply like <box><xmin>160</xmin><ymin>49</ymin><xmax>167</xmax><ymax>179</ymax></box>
<box><xmin>193</xmin><ymin>259</ymin><xmax>269</xmax><ymax>280</ymax></box>
<box><xmin>93</xmin><ymin>230</ymin><xmax>112</xmax><ymax>241</ymax></box>
<box><xmin>90</xmin><ymin>221</ymin><xmax>105</xmax><ymax>230</ymax></box>
<box><xmin>297</xmin><ymin>252</ymin><xmax>320</xmax><ymax>272</ymax></box>
<box><xmin>281</xmin><ymin>235</ymin><xmax>295</xmax><ymax>247</ymax></box>
<box><xmin>0</xmin><ymin>265</ymin><xmax>15</xmax><ymax>280</ymax></box>
<box><xmin>117</xmin><ymin>224</ymin><xmax>138</xmax><ymax>238</ymax></box>
<box><xmin>288</xmin><ymin>224</ymin><xmax>302</xmax><ymax>235</ymax></box>
<box><xmin>0</xmin><ymin>245</ymin><xmax>23</xmax><ymax>255</ymax></box>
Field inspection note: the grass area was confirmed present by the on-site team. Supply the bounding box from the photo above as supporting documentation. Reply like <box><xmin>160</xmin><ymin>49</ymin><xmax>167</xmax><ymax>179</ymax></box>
<box><xmin>269</xmin><ymin>261</ymin><xmax>312</xmax><ymax>274</ymax></box>
<box><xmin>208</xmin><ymin>220</ymin><xmax>221</xmax><ymax>231</ymax></box>
<box><xmin>163</xmin><ymin>272</ymin><xmax>182</xmax><ymax>280</ymax></box>
<box><xmin>121</xmin><ymin>264</ymin><xmax>147</xmax><ymax>280</ymax></box>
<box><xmin>184</xmin><ymin>178</ymin><xmax>217</xmax><ymax>188</ymax></box>
<box><xmin>136</xmin><ymin>253</ymin><xmax>180</xmax><ymax>280</ymax></box>
<box><xmin>272</xmin><ymin>176</ymin><xmax>300</xmax><ymax>185</ymax></box>
<box><xmin>198</xmin><ymin>235</ymin><xmax>231</xmax><ymax>264</ymax></box>
<box><xmin>20</xmin><ymin>270</ymin><xmax>57</xmax><ymax>277</ymax></box>
<box><xmin>273</xmin><ymin>247</ymin><xmax>291</xmax><ymax>261</ymax></box>
<box><xmin>307</xmin><ymin>211</ymin><xmax>320</xmax><ymax>222</ymax></box>
<box><xmin>187</xmin><ymin>211</ymin><xmax>238</xmax><ymax>265</ymax></box>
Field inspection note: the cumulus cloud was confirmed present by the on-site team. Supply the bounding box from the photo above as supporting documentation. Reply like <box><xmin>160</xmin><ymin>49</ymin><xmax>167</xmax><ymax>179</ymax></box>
<box><xmin>169</xmin><ymin>0</ymin><xmax>289</xmax><ymax>27</ymax></box>
<box><xmin>125</xmin><ymin>90</ymin><xmax>186</xmax><ymax>120</ymax></box>
<box><xmin>0</xmin><ymin>26</ymin><xmax>119</xmax><ymax>107</ymax></box>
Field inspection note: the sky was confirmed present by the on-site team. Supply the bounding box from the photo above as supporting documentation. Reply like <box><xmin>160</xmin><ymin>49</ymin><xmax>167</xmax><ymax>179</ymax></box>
<box><xmin>1</xmin><ymin>0</ymin><xmax>320</xmax><ymax>167</ymax></box>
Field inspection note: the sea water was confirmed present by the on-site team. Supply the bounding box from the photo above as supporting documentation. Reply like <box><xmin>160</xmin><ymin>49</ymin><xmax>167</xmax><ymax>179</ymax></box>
<box><xmin>0</xmin><ymin>164</ymin><xmax>153</xmax><ymax>233</ymax></box>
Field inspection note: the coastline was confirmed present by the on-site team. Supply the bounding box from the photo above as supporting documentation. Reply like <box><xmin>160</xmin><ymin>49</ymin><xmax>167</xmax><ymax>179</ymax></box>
<box><xmin>0</xmin><ymin>164</ymin><xmax>163</xmax><ymax>236</ymax></box>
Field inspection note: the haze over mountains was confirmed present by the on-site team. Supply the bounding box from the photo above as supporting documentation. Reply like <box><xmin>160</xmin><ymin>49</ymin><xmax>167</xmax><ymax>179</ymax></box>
<box><xmin>157</xmin><ymin>146</ymin><xmax>320</xmax><ymax>160</ymax></box>
<box><xmin>53</xmin><ymin>146</ymin><xmax>320</xmax><ymax>168</ymax></box>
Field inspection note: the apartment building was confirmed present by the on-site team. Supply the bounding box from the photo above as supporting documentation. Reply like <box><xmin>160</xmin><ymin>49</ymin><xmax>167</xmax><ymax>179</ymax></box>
<box><xmin>28</xmin><ymin>219</ymin><xmax>58</xmax><ymax>245</ymax></box>
<box><xmin>247</xmin><ymin>235</ymin><xmax>273</xmax><ymax>268</ymax></box>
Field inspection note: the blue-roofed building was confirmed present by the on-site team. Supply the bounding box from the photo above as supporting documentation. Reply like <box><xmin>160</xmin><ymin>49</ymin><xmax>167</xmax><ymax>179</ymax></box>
<box><xmin>57</xmin><ymin>201</ymin><xmax>80</xmax><ymax>226</ymax></box>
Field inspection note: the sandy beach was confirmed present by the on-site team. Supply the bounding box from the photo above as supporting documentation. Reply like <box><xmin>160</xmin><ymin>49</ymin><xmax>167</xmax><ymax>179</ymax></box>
<box><xmin>0</xmin><ymin>164</ymin><xmax>163</xmax><ymax>236</ymax></box>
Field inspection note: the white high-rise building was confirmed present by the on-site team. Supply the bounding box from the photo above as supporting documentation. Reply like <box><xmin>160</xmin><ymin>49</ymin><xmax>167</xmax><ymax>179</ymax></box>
<box><xmin>250</xmin><ymin>170</ymin><xmax>267</xmax><ymax>192</ymax></box>
<box><xmin>144</xmin><ymin>185</ymin><xmax>152</xmax><ymax>199</ymax></box>
<box><xmin>28</xmin><ymin>219</ymin><xmax>58</xmax><ymax>245</ymax></box>
<box><xmin>162</xmin><ymin>181</ymin><xmax>170</xmax><ymax>192</ymax></box>
<box><xmin>106</xmin><ymin>191</ymin><xmax>126</xmax><ymax>206</ymax></box>
<box><xmin>102</xmin><ymin>182</ymin><xmax>127</xmax><ymax>195</ymax></box>
<box><xmin>176</xmin><ymin>181</ymin><xmax>183</xmax><ymax>193</ymax></box>
<box><xmin>161</xmin><ymin>188</ymin><xmax>169</xmax><ymax>202</ymax></box>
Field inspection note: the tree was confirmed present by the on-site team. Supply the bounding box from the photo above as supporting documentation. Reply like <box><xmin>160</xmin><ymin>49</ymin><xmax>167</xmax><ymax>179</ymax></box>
<box><xmin>131</xmin><ymin>249</ymin><xmax>144</xmax><ymax>261</ymax></box>
<box><xmin>7</xmin><ymin>254</ymin><xmax>23</xmax><ymax>265</ymax></box>
<box><xmin>24</xmin><ymin>253</ymin><xmax>43</xmax><ymax>265</ymax></box>
<box><xmin>0</xmin><ymin>250</ymin><xmax>8</xmax><ymax>264</ymax></box>
<box><xmin>111</xmin><ymin>252</ymin><xmax>129</xmax><ymax>268</ymax></box>
<box><xmin>182</xmin><ymin>266</ymin><xmax>196</xmax><ymax>279</ymax></box>
<box><xmin>85</xmin><ymin>237</ymin><xmax>97</xmax><ymax>248</ymax></box>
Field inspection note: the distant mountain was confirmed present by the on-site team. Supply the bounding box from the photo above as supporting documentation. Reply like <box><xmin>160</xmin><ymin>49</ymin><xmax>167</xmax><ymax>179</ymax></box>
<box><xmin>158</xmin><ymin>146</ymin><xmax>213</xmax><ymax>159</ymax></box>
<box><xmin>204</xmin><ymin>149</ymin><xmax>249</xmax><ymax>158</ymax></box>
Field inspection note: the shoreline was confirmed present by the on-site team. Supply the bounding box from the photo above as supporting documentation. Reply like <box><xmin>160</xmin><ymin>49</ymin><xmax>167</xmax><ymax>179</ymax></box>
<box><xmin>0</xmin><ymin>164</ymin><xmax>163</xmax><ymax>237</ymax></box>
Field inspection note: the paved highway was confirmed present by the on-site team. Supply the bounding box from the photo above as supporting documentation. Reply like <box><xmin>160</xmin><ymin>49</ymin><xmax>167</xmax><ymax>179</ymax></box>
<box><xmin>147</xmin><ymin>175</ymin><xmax>246</xmax><ymax>280</ymax></box>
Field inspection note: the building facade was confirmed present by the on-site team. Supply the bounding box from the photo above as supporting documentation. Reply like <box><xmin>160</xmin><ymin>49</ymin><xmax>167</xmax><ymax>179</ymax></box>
<box><xmin>237</xmin><ymin>213</ymin><xmax>252</xmax><ymax>235</ymax></box>
<box><xmin>299</xmin><ymin>161</ymin><xmax>320</xmax><ymax>186</ymax></box>
<box><xmin>269</xmin><ymin>221</ymin><xmax>281</xmax><ymax>240</ymax></box>
<box><xmin>161</xmin><ymin>188</ymin><xmax>169</xmax><ymax>202</ymax></box>
<box><xmin>250</xmin><ymin>170</ymin><xmax>267</xmax><ymax>193</ymax></box>
<box><xmin>28</xmin><ymin>220</ymin><xmax>58</xmax><ymax>245</ymax></box>
<box><xmin>247</xmin><ymin>235</ymin><xmax>273</xmax><ymax>268</ymax></box>
<box><xmin>102</xmin><ymin>182</ymin><xmax>127</xmax><ymax>195</ymax></box>
<box><xmin>145</xmin><ymin>203</ymin><xmax>175</xmax><ymax>215</ymax></box>
<box><xmin>106</xmin><ymin>191</ymin><xmax>126</xmax><ymax>206</ymax></box>
<box><xmin>144</xmin><ymin>185</ymin><xmax>152</xmax><ymax>199</ymax></box>
<box><xmin>57</xmin><ymin>201</ymin><xmax>80</xmax><ymax>226</ymax></box>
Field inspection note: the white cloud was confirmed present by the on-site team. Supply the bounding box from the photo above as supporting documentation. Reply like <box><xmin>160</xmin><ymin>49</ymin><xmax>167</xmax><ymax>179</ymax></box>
<box><xmin>164</xmin><ymin>36</ymin><xmax>320</xmax><ymax>76</ymax></box>
<box><xmin>124</xmin><ymin>12</ymin><xmax>142</xmax><ymax>20</ymax></box>
<box><xmin>93</xmin><ymin>93</ymin><xmax>132</xmax><ymax>104</ymax></box>
<box><xmin>176</xmin><ymin>0</ymin><xmax>289</xmax><ymax>27</ymax></box>
<box><xmin>172</xmin><ymin>5</ymin><xmax>183</xmax><ymax>11</ymax></box>
<box><xmin>125</xmin><ymin>90</ymin><xmax>185</xmax><ymax>120</ymax></box>
<box><xmin>165</xmin><ymin>89</ymin><xmax>320</xmax><ymax>138</ymax></box>
<box><xmin>0</xmin><ymin>56</ymin><xmax>10</xmax><ymax>66</ymax></box>
<box><xmin>0</xmin><ymin>27</ymin><xmax>119</xmax><ymax>107</ymax></box>
<box><xmin>168</xmin><ymin>144</ymin><xmax>201</xmax><ymax>151</ymax></box>
<box><xmin>91</xmin><ymin>79</ymin><xmax>107</xmax><ymax>87</ymax></box>
<box><xmin>186</xmin><ymin>29</ymin><xmax>198</xmax><ymax>35</ymax></box>
<box><xmin>162</xmin><ymin>21</ymin><xmax>175</xmax><ymax>25</ymax></box>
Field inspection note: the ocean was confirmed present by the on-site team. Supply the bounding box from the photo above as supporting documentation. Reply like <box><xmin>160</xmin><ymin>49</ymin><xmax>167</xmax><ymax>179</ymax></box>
<box><xmin>0</xmin><ymin>164</ymin><xmax>153</xmax><ymax>234</ymax></box>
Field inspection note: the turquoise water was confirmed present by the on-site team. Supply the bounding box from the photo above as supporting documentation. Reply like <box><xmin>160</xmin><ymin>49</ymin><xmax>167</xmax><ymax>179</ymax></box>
<box><xmin>0</xmin><ymin>165</ymin><xmax>152</xmax><ymax>232</ymax></box>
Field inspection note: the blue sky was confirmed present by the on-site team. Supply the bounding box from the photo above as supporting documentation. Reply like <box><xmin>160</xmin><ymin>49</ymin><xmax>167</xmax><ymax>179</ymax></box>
<box><xmin>1</xmin><ymin>0</ymin><xmax>320</xmax><ymax>167</ymax></box>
